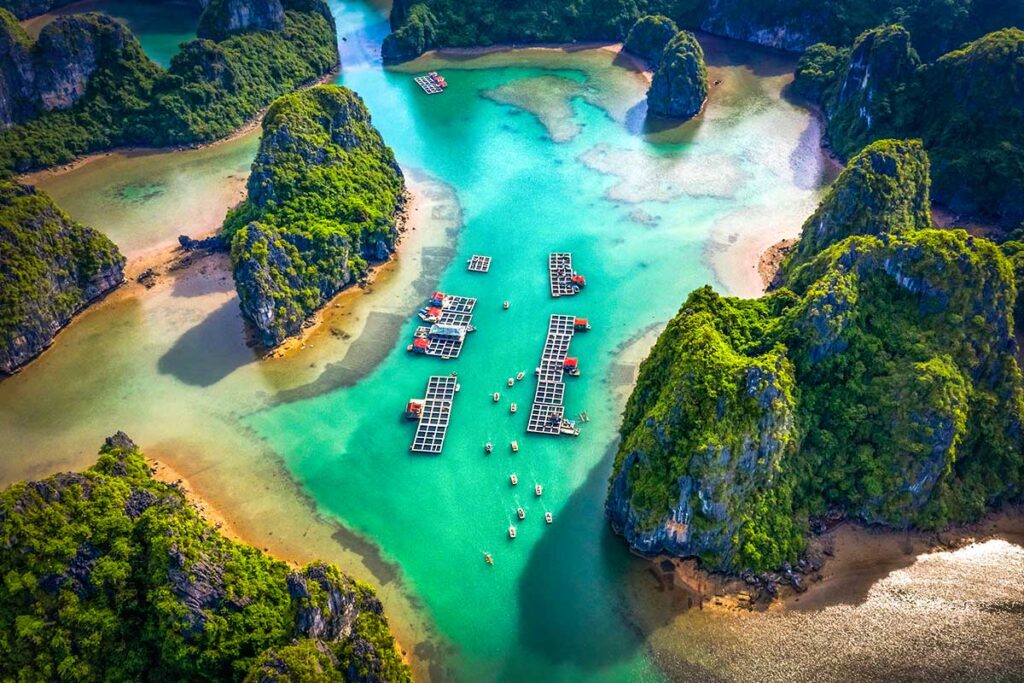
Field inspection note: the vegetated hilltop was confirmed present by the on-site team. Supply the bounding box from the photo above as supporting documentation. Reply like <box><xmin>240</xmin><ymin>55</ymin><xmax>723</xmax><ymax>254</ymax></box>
<box><xmin>381</xmin><ymin>0</ymin><xmax>1023</xmax><ymax>62</ymax></box>
<box><xmin>795</xmin><ymin>25</ymin><xmax>1024</xmax><ymax>223</ymax></box>
<box><xmin>0</xmin><ymin>180</ymin><xmax>124</xmax><ymax>374</ymax></box>
<box><xmin>0</xmin><ymin>0</ymin><xmax>338</xmax><ymax>172</ymax></box>
<box><xmin>606</xmin><ymin>139</ymin><xmax>1024</xmax><ymax>574</ymax></box>
<box><xmin>223</xmin><ymin>85</ymin><xmax>406</xmax><ymax>347</ymax></box>
<box><xmin>0</xmin><ymin>432</ymin><xmax>410</xmax><ymax>681</ymax></box>
<box><xmin>646</xmin><ymin>28</ymin><xmax>708</xmax><ymax>119</ymax></box>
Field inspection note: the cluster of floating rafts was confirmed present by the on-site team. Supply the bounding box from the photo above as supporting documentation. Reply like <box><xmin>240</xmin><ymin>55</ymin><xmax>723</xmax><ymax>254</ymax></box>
<box><xmin>414</xmin><ymin>71</ymin><xmax>448</xmax><ymax>95</ymax></box>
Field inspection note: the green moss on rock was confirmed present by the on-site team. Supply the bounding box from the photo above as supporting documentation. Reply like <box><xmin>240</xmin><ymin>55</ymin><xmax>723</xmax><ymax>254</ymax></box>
<box><xmin>607</xmin><ymin>139</ymin><xmax>1024</xmax><ymax>573</ymax></box>
<box><xmin>647</xmin><ymin>30</ymin><xmax>708</xmax><ymax>119</ymax></box>
<box><xmin>0</xmin><ymin>433</ymin><xmax>410</xmax><ymax>682</ymax></box>
<box><xmin>623</xmin><ymin>14</ymin><xmax>678</xmax><ymax>65</ymax></box>
<box><xmin>226</xmin><ymin>85</ymin><xmax>405</xmax><ymax>347</ymax></box>
<box><xmin>0</xmin><ymin>180</ymin><xmax>125</xmax><ymax>374</ymax></box>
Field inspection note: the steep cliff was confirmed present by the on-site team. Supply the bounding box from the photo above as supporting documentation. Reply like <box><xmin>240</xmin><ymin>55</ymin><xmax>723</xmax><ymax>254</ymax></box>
<box><xmin>225</xmin><ymin>85</ymin><xmax>405</xmax><ymax>347</ymax></box>
<box><xmin>623</xmin><ymin>14</ymin><xmax>678</xmax><ymax>65</ymax></box>
<box><xmin>197</xmin><ymin>0</ymin><xmax>285</xmax><ymax>41</ymax></box>
<box><xmin>646</xmin><ymin>30</ymin><xmax>708</xmax><ymax>119</ymax></box>
<box><xmin>0</xmin><ymin>0</ymin><xmax>338</xmax><ymax>171</ymax></box>
<box><xmin>0</xmin><ymin>433</ymin><xmax>410</xmax><ymax>681</ymax></box>
<box><xmin>607</xmin><ymin>139</ymin><xmax>1024</xmax><ymax>572</ymax></box>
<box><xmin>796</xmin><ymin>26</ymin><xmax>1024</xmax><ymax>223</ymax></box>
<box><xmin>0</xmin><ymin>181</ymin><xmax>124</xmax><ymax>374</ymax></box>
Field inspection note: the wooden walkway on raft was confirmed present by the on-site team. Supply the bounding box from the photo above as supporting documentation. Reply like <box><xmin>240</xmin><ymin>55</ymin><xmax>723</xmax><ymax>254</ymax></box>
<box><xmin>415</xmin><ymin>295</ymin><xmax>477</xmax><ymax>360</ymax></box>
<box><xmin>527</xmin><ymin>314</ymin><xmax>576</xmax><ymax>435</ymax></box>
<box><xmin>467</xmin><ymin>255</ymin><xmax>492</xmax><ymax>273</ymax></box>
<box><xmin>549</xmin><ymin>252</ymin><xmax>579</xmax><ymax>297</ymax></box>
<box><xmin>410</xmin><ymin>375</ymin><xmax>458</xmax><ymax>453</ymax></box>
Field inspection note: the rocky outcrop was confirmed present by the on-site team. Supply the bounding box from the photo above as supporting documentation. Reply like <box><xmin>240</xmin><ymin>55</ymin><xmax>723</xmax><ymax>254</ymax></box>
<box><xmin>0</xmin><ymin>10</ymin><xmax>143</xmax><ymax>127</ymax></box>
<box><xmin>197</xmin><ymin>0</ymin><xmax>285</xmax><ymax>41</ymax></box>
<box><xmin>607</xmin><ymin>139</ymin><xmax>1024</xmax><ymax>573</ymax></box>
<box><xmin>228</xmin><ymin>85</ymin><xmax>405</xmax><ymax>347</ymax></box>
<box><xmin>623</xmin><ymin>15</ymin><xmax>678</xmax><ymax>65</ymax></box>
<box><xmin>0</xmin><ymin>434</ymin><xmax>410</xmax><ymax>681</ymax></box>
<box><xmin>785</xmin><ymin>139</ymin><xmax>931</xmax><ymax>270</ymax></box>
<box><xmin>697</xmin><ymin>0</ymin><xmax>819</xmax><ymax>52</ymax></box>
<box><xmin>646</xmin><ymin>30</ymin><xmax>708</xmax><ymax>120</ymax></box>
<box><xmin>0</xmin><ymin>181</ymin><xmax>125</xmax><ymax>374</ymax></box>
<box><xmin>381</xmin><ymin>1</ymin><xmax>436</xmax><ymax>64</ymax></box>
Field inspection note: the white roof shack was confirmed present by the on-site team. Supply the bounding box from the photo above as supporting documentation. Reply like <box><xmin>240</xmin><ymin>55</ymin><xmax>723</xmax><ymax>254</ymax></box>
<box><xmin>429</xmin><ymin>324</ymin><xmax>467</xmax><ymax>341</ymax></box>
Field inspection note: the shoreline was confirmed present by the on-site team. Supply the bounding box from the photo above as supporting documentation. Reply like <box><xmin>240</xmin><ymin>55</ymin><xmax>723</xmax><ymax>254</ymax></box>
<box><xmin>17</xmin><ymin>67</ymin><xmax>339</xmax><ymax>183</ymax></box>
<box><xmin>637</xmin><ymin>505</ymin><xmax>1024</xmax><ymax>616</ymax></box>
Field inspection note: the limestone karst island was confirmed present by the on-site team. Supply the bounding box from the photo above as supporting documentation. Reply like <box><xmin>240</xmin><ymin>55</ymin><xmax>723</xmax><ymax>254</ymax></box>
<box><xmin>1</xmin><ymin>0</ymin><xmax>1022</xmax><ymax>681</ymax></box>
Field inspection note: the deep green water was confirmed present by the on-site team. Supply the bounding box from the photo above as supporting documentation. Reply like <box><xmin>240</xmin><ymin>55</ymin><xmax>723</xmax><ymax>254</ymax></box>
<box><xmin>22</xmin><ymin>0</ymin><xmax>200</xmax><ymax>67</ymax></box>
<box><xmin>246</xmin><ymin>2</ymin><xmax>832</xmax><ymax>680</ymax></box>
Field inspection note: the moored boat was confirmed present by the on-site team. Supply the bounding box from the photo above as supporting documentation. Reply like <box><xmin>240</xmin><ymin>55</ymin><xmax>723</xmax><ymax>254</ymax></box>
<box><xmin>511</xmin><ymin>440</ymin><xmax>519</xmax><ymax>452</ymax></box>
<box><xmin>503</xmin><ymin>300</ymin><xmax>510</xmax><ymax>309</ymax></box>
<box><xmin>485</xmin><ymin>442</ymin><xmax>493</xmax><ymax>454</ymax></box>
<box><xmin>493</xmin><ymin>392</ymin><xmax>500</xmax><ymax>402</ymax></box>
<box><xmin>516</xmin><ymin>371</ymin><xmax>525</xmax><ymax>381</ymax></box>
<box><xmin>510</xmin><ymin>473</ymin><xmax>518</xmax><ymax>485</ymax></box>
<box><xmin>508</xmin><ymin>526</ymin><xmax>516</xmax><ymax>539</ymax></box>
<box><xmin>510</xmin><ymin>402</ymin><xmax>517</xmax><ymax>414</ymax></box>
<box><xmin>517</xmin><ymin>507</ymin><xmax>526</xmax><ymax>520</ymax></box>
<box><xmin>507</xmin><ymin>377</ymin><xmax>514</xmax><ymax>387</ymax></box>
<box><xmin>545</xmin><ymin>512</ymin><xmax>553</xmax><ymax>524</ymax></box>
<box><xmin>535</xmin><ymin>484</ymin><xmax>542</xmax><ymax>496</ymax></box>
<box><xmin>484</xmin><ymin>553</ymin><xmax>493</xmax><ymax>565</ymax></box>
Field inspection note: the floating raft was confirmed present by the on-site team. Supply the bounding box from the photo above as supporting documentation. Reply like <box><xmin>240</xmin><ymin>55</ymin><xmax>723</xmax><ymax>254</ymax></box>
<box><xmin>414</xmin><ymin>74</ymin><xmax>445</xmax><ymax>94</ymax></box>
<box><xmin>409</xmin><ymin>294</ymin><xmax>477</xmax><ymax>360</ymax></box>
<box><xmin>527</xmin><ymin>314</ymin><xmax>578</xmax><ymax>436</ymax></box>
<box><xmin>549</xmin><ymin>252</ymin><xmax>585</xmax><ymax>297</ymax></box>
<box><xmin>410</xmin><ymin>375</ymin><xmax>458</xmax><ymax>454</ymax></box>
<box><xmin>467</xmin><ymin>255</ymin><xmax>492</xmax><ymax>273</ymax></box>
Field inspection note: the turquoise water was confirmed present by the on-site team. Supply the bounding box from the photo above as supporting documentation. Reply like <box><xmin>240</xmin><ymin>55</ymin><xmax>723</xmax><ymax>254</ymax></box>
<box><xmin>23</xmin><ymin>0</ymin><xmax>200</xmax><ymax>67</ymax></box>
<box><xmin>246</xmin><ymin>2</ymin><xmax>833</xmax><ymax>679</ymax></box>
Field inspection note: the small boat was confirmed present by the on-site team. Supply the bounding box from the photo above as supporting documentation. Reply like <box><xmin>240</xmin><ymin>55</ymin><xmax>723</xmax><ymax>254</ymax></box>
<box><xmin>484</xmin><ymin>553</ymin><xmax>494</xmax><ymax>565</ymax></box>
<box><xmin>510</xmin><ymin>402</ymin><xmax>517</xmax><ymax>414</ymax></box>
<box><xmin>545</xmin><ymin>512</ymin><xmax>553</xmax><ymax>524</ymax></box>
<box><xmin>535</xmin><ymin>484</ymin><xmax>542</xmax><ymax>496</ymax></box>
<box><xmin>516</xmin><ymin>371</ymin><xmax>525</xmax><ymax>381</ymax></box>
<box><xmin>503</xmin><ymin>301</ymin><xmax>510</xmax><ymax>310</ymax></box>
<box><xmin>455</xmin><ymin>383</ymin><xmax>461</xmax><ymax>392</ymax></box>
<box><xmin>511</xmin><ymin>440</ymin><xmax>519</xmax><ymax>453</ymax></box>
<box><xmin>493</xmin><ymin>392</ymin><xmax>500</xmax><ymax>402</ymax></box>
<box><xmin>517</xmin><ymin>507</ymin><xmax>526</xmax><ymax>520</ymax></box>
<box><xmin>510</xmin><ymin>473</ymin><xmax>518</xmax><ymax>485</ymax></box>
<box><xmin>507</xmin><ymin>377</ymin><xmax>514</xmax><ymax>387</ymax></box>
<box><xmin>485</xmin><ymin>442</ymin><xmax>493</xmax><ymax>454</ymax></box>
<box><xmin>508</xmin><ymin>526</ymin><xmax>516</xmax><ymax>539</ymax></box>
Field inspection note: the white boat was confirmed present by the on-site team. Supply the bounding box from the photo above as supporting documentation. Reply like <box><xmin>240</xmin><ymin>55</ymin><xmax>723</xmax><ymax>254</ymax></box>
<box><xmin>508</xmin><ymin>526</ymin><xmax>516</xmax><ymax>539</ymax></box>
<box><xmin>503</xmin><ymin>301</ymin><xmax>510</xmax><ymax>310</ymax></box>
<box><xmin>535</xmin><ymin>484</ymin><xmax>542</xmax><ymax>496</ymax></box>
<box><xmin>507</xmin><ymin>377</ymin><xmax>514</xmax><ymax>387</ymax></box>
<box><xmin>545</xmin><ymin>512</ymin><xmax>553</xmax><ymax>524</ymax></box>
<box><xmin>493</xmin><ymin>392</ymin><xmax>500</xmax><ymax>402</ymax></box>
<box><xmin>516</xmin><ymin>371</ymin><xmax>525</xmax><ymax>381</ymax></box>
<box><xmin>510</xmin><ymin>402</ymin><xmax>517</xmax><ymax>414</ymax></box>
<box><xmin>485</xmin><ymin>442</ymin><xmax>493</xmax><ymax>454</ymax></box>
<box><xmin>510</xmin><ymin>473</ymin><xmax>518</xmax><ymax>485</ymax></box>
<box><xmin>517</xmin><ymin>507</ymin><xmax>526</xmax><ymax>520</ymax></box>
<box><xmin>511</xmin><ymin>440</ymin><xmax>519</xmax><ymax>453</ymax></box>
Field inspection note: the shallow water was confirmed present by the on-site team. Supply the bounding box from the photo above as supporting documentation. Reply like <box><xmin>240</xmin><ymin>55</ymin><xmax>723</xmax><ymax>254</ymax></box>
<box><xmin>5</xmin><ymin>1</ymin><xmax>1021</xmax><ymax>681</ymax></box>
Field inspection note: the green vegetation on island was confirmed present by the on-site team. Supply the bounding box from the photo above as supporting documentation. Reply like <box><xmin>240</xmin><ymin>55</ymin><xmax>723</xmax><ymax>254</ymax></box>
<box><xmin>224</xmin><ymin>85</ymin><xmax>406</xmax><ymax>347</ymax></box>
<box><xmin>0</xmin><ymin>432</ymin><xmax>410</xmax><ymax>681</ymax></box>
<box><xmin>796</xmin><ymin>25</ymin><xmax>1024</xmax><ymax>222</ymax></box>
<box><xmin>383</xmin><ymin>0</ymin><xmax>1024</xmax><ymax>62</ymax></box>
<box><xmin>606</xmin><ymin>139</ymin><xmax>1024</xmax><ymax>573</ymax></box>
<box><xmin>0</xmin><ymin>0</ymin><xmax>338</xmax><ymax>172</ymax></box>
<box><xmin>0</xmin><ymin>180</ymin><xmax>125</xmax><ymax>374</ymax></box>
<box><xmin>623</xmin><ymin>14</ymin><xmax>678</xmax><ymax>64</ymax></box>
<box><xmin>646</xmin><ymin>29</ymin><xmax>708</xmax><ymax>119</ymax></box>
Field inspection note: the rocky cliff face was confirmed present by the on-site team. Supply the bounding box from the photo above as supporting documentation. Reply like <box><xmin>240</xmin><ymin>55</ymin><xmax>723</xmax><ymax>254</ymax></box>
<box><xmin>607</xmin><ymin>139</ymin><xmax>1024</xmax><ymax>573</ymax></box>
<box><xmin>785</xmin><ymin>139</ymin><xmax>931</xmax><ymax>269</ymax></box>
<box><xmin>197</xmin><ymin>0</ymin><xmax>285</xmax><ymax>41</ymax></box>
<box><xmin>228</xmin><ymin>85</ymin><xmax>405</xmax><ymax>347</ymax></box>
<box><xmin>0</xmin><ymin>181</ymin><xmax>125</xmax><ymax>374</ymax></box>
<box><xmin>0</xmin><ymin>433</ymin><xmax>410</xmax><ymax>681</ymax></box>
<box><xmin>647</xmin><ymin>30</ymin><xmax>708</xmax><ymax>119</ymax></box>
<box><xmin>0</xmin><ymin>10</ymin><xmax>144</xmax><ymax>127</ymax></box>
